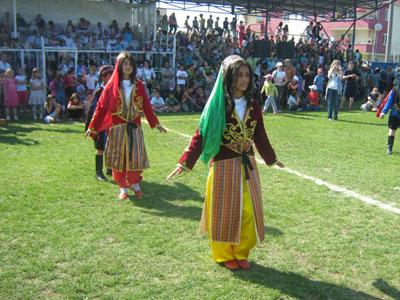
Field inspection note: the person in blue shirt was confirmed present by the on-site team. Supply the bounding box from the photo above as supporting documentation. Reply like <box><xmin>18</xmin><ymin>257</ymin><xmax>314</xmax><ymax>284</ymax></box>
<box><xmin>380</xmin><ymin>88</ymin><xmax>400</xmax><ymax>155</ymax></box>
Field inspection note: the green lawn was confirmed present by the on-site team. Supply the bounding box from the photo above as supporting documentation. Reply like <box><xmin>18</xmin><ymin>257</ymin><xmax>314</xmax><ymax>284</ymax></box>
<box><xmin>0</xmin><ymin>111</ymin><xmax>399</xmax><ymax>299</ymax></box>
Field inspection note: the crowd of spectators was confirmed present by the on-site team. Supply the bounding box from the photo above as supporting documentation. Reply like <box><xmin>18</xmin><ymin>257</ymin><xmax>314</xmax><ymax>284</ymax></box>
<box><xmin>1</xmin><ymin>10</ymin><xmax>400</xmax><ymax>123</ymax></box>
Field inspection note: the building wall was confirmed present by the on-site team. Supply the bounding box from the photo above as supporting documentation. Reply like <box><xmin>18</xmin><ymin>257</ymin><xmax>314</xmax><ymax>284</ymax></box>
<box><xmin>2</xmin><ymin>0</ymin><xmax>134</xmax><ymax>27</ymax></box>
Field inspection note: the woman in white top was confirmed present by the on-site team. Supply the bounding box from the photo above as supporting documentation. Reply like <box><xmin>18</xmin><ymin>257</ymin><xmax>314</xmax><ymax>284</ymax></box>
<box><xmin>326</xmin><ymin>60</ymin><xmax>343</xmax><ymax>120</ymax></box>
<box><xmin>29</xmin><ymin>68</ymin><xmax>46</xmax><ymax>120</ymax></box>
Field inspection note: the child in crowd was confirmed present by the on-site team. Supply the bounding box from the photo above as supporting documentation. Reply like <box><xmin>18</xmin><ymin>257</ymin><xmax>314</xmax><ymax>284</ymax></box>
<box><xmin>361</xmin><ymin>87</ymin><xmax>381</xmax><ymax>112</ymax></box>
<box><xmin>287</xmin><ymin>91</ymin><xmax>298</xmax><ymax>111</ymax></box>
<box><xmin>2</xmin><ymin>68</ymin><xmax>19</xmax><ymax>120</ymax></box>
<box><xmin>165</xmin><ymin>90</ymin><xmax>181</xmax><ymax>112</ymax></box>
<box><xmin>43</xmin><ymin>94</ymin><xmax>61</xmax><ymax>123</ymax></box>
<box><xmin>15</xmin><ymin>68</ymin><xmax>28</xmax><ymax>113</ymax></box>
<box><xmin>67</xmin><ymin>92</ymin><xmax>84</xmax><ymax>120</ymax></box>
<box><xmin>181</xmin><ymin>85</ymin><xmax>196</xmax><ymax>112</ymax></box>
<box><xmin>313</xmin><ymin>67</ymin><xmax>325</xmax><ymax>97</ymax></box>
<box><xmin>307</xmin><ymin>85</ymin><xmax>321</xmax><ymax>111</ymax></box>
<box><xmin>261</xmin><ymin>74</ymin><xmax>278</xmax><ymax>114</ymax></box>
<box><xmin>29</xmin><ymin>68</ymin><xmax>46</xmax><ymax>120</ymax></box>
<box><xmin>150</xmin><ymin>88</ymin><xmax>167</xmax><ymax>112</ymax></box>
<box><xmin>49</xmin><ymin>72</ymin><xmax>66</xmax><ymax>117</ymax></box>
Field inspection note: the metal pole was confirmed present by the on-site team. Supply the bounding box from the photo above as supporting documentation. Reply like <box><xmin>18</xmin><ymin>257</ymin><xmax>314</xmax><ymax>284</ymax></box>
<box><xmin>12</xmin><ymin>0</ymin><xmax>17</xmax><ymax>39</ymax></box>
<box><xmin>74</xmin><ymin>49</ymin><xmax>78</xmax><ymax>75</ymax></box>
<box><xmin>153</xmin><ymin>2</ymin><xmax>157</xmax><ymax>43</ymax></box>
<box><xmin>172</xmin><ymin>34</ymin><xmax>176</xmax><ymax>70</ymax></box>
<box><xmin>352</xmin><ymin>0</ymin><xmax>357</xmax><ymax>48</ymax></box>
<box><xmin>385</xmin><ymin>1</ymin><xmax>394</xmax><ymax>62</ymax></box>
<box><xmin>41</xmin><ymin>37</ymin><xmax>46</xmax><ymax>84</ymax></box>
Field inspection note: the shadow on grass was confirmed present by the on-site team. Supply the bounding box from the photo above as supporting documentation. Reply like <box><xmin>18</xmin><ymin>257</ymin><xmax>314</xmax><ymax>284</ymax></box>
<box><xmin>264</xmin><ymin>226</ymin><xmax>284</xmax><ymax>236</ymax></box>
<box><xmin>129</xmin><ymin>181</ymin><xmax>203</xmax><ymax>221</ymax></box>
<box><xmin>234</xmin><ymin>263</ymin><xmax>380</xmax><ymax>300</ymax></box>
<box><xmin>0</xmin><ymin>122</ymin><xmax>83</xmax><ymax>145</ymax></box>
<box><xmin>373</xmin><ymin>279</ymin><xmax>400</xmax><ymax>299</ymax></box>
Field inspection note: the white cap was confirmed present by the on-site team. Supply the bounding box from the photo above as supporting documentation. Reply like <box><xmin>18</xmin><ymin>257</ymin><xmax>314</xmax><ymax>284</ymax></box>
<box><xmin>309</xmin><ymin>84</ymin><xmax>318</xmax><ymax>90</ymax></box>
<box><xmin>276</xmin><ymin>62</ymin><xmax>283</xmax><ymax>67</ymax></box>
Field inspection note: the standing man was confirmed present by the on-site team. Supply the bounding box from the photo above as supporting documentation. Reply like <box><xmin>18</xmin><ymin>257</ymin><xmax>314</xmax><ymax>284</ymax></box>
<box><xmin>272</xmin><ymin>62</ymin><xmax>287</xmax><ymax>111</ymax></box>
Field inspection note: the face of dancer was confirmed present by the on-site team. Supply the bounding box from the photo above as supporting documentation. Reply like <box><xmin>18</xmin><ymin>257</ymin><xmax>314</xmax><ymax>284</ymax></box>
<box><xmin>233</xmin><ymin>64</ymin><xmax>250</xmax><ymax>98</ymax></box>
<box><xmin>122</xmin><ymin>58</ymin><xmax>133</xmax><ymax>79</ymax></box>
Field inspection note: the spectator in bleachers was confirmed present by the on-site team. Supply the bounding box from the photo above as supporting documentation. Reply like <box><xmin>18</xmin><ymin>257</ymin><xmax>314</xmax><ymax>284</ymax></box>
<box><xmin>150</xmin><ymin>88</ymin><xmax>166</xmax><ymax>112</ymax></box>
<box><xmin>176</xmin><ymin>64</ymin><xmax>188</xmax><ymax>89</ymax></box>
<box><xmin>137</xmin><ymin>60</ymin><xmax>156</xmax><ymax>94</ymax></box>
<box><xmin>67</xmin><ymin>92</ymin><xmax>84</xmax><ymax>120</ymax></box>
<box><xmin>165</xmin><ymin>90</ymin><xmax>181</xmax><ymax>112</ymax></box>
<box><xmin>2</xmin><ymin>68</ymin><xmax>19</xmax><ymax>120</ymax></box>
<box><xmin>160</xmin><ymin>61</ymin><xmax>175</xmax><ymax>97</ymax></box>
<box><xmin>43</xmin><ymin>94</ymin><xmax>61</xmax><ymax>123</ymax></box>
<box><xmin>49</xmin><ymin>72</ymin><xmax>66</xmax><ymax>116</ymax></box>
<box><xmin>272</xmin><ymin>62</ymin><xmax>287</xmax><ymax>111</ymax></box>
<box><xmin>306</xmin><ymin>85</ymin><xmax>321</xmax><ymax>111</ymax></box>
<box><xmin>168</xmin><ymin>13</ymin><xmax>177</xmax><ymax>35</ymax></box>
<box><xmin>0</xmin><ymin>53</ymin><xmax>11</xmax><ymax>71</ymax></box>
<box><xmin>15</xmin><ymin>68</ymin><xmax>28</xmax><ymax>113</ymax></box>
<box><xmin>184</xmin><ymin>16</ymin><xmax>192</xmax><ymax>34</ymax></box>
<box><xmin>313</xmin><ymin>67</ymin><xmax>326</xmax><ymax>97</ymax></box>
<box><xmin>29</xmin><ymin>68</ymin><xmax>46</xmax><ymax>120</ymax></box>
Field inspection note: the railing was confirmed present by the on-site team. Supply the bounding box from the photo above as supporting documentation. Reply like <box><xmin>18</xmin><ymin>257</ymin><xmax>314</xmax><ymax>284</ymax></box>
<box><xmin>0</xmin><ymin>46</ymin><xmax>176</xmax><ymax>83</ymax></box>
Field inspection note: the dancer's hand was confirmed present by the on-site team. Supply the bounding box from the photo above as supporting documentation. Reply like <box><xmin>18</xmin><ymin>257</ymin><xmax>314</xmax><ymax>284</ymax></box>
<box><xmin>167</xmin><ymin>166</ymin><xmax>183</xmax><ymax>180</ymax></box>
<box><xmin>84</xmin><ymin>129</ymin><xmax>93</xmax><ymax>138</ymax></box>
<box><xmin>274</xmin><ymin>161</ymin><xmax>285</xmax><ymax>168</ymax></box>
<box><xmin>156</xmin><ymin>124</ymin><xmax>167</xmax><ymax>134</ymax></box>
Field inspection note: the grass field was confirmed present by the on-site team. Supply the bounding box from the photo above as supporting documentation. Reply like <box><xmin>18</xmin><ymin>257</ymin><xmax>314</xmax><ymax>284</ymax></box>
<box><xmin>1</xmin><ymin>110</ymin><xmax>399</xmax><ymax>299</ymax></box>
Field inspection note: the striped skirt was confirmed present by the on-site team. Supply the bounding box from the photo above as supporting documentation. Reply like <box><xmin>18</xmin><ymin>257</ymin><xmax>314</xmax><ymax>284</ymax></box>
<box><xmin>104</xmin><ymin>123</ymin><xmax>150</xmax><ymax>172</ymax></box>
<box><xmin>199</xmin><ymin>155</ymin><xmax>265</xmax><ymax>244</ymax></box>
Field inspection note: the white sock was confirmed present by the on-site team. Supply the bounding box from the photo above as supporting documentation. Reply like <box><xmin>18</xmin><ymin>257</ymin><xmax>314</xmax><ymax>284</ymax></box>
<box><xmin>120</xmin><ymin>187</ymin><xmax>128</xmax><ymax>194</ymax></box>
<box><xmin>132</xmin><ymin>184</ymin><xmax>140</xmax><ymax>191</ymax></box>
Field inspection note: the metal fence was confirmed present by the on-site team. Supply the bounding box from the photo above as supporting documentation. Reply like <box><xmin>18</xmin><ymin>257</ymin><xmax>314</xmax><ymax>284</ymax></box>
<box><xmin>0</xmin><ymin>47</ymin><xmax>176</xmax><ymax>83</ymax></box>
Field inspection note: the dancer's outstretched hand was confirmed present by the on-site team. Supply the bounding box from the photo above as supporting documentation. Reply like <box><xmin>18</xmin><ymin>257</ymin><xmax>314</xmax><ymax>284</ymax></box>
<box><xmin>274</xmin><ymin>161</ymin><xmax>285</xmax><ymax>168</ymax></box>
<box><xmin>84</xmin><ymin>129</ymin><xmax>93</xmax><ymax>139</ymax></box>
<box><xmin>157</xmin><ymin>124</ymin><xmax>167</xmax><ymax>134</ymax></box>
<box><xmin>167</xmin><ymin>166</ymin><xmax>183</xmax><ymax>181</ymax></box>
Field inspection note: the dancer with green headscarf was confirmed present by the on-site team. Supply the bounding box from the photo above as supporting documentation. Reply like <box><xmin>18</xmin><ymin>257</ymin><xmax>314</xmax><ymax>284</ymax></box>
<box><xmin>167</xmin><ymin>55</ymin><xmax>284</xmax><ymax>270</ymax></box>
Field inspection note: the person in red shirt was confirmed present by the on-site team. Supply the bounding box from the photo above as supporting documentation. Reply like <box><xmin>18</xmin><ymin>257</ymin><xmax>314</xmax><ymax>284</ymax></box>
<box><xmin>85</xmin><ymin>52</ymin><xmax>167</xmax><ymax>200</ymax></box>
<box><xmin>307</xmin><ymin>85</ymin><xmax>321</xmax><ymax>111</ymax></box>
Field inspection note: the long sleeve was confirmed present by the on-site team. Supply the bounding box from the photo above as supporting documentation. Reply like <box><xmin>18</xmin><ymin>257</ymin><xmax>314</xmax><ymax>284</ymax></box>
<box><xmin>253</xmin><ymin>104</ymin><xmax>277</xmax><ymax>166</ymax></box>
<box><xmin>88</xmin><ymin>91</ymin><xmax>109</xmax><ymax>133</ymax></box>
<box><xmin>382</xmin><ymin>89</ymin><xmax>395</xmax><ymax>114</ymax></box>
<box><xmin>178</xmin><ymin>129</ymin><xmax>203</xmax><ymax>170</ymax></box>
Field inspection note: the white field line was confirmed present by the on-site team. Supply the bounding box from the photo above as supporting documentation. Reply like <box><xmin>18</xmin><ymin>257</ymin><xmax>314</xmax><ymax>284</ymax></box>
<box><xmin>161</xmin><ymin>124</ymin><xmax>400</xmax><ymax>215</ymax></box>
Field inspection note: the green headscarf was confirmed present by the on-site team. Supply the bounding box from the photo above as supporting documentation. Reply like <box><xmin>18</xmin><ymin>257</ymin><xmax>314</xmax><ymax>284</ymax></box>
<box><xmin>198</xmin><ymin>55</ymin><xmax>245</xmax><ymax>165</ymax></box>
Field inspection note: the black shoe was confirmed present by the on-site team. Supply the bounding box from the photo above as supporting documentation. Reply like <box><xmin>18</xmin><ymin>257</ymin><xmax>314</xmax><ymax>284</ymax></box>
<box><xmin>96</xmin><ymin>171</ymin><xmax>107</xmax><ymax>181</ymax></box>
<box><xmin>387</xmin><ymin>147</ymin><xmax>393</xmax><ymax>155</ymax></box>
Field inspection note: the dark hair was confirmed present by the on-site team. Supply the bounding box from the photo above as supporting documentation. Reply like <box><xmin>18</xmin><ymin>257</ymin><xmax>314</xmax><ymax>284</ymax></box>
<box><xmin>116</xmin><ymin>51</ymin><xmax>136</xmax><ymax>85</ymax></box>
<box><xmin>223</xmin><ymin>59</ymin><xmax>253</xmax><ymax>111</ymax></box>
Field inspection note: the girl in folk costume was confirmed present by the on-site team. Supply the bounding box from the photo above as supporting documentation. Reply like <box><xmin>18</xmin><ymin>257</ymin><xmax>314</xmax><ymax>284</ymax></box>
<box><xmin>167</xmin><ymin>55</ymin><xmax>284</xmax><ymax>270</ymax></box>
<box><xmin>86</xmin><ymin>52</ymin><xmax>167</xmax><ymax>200</ymax></box>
